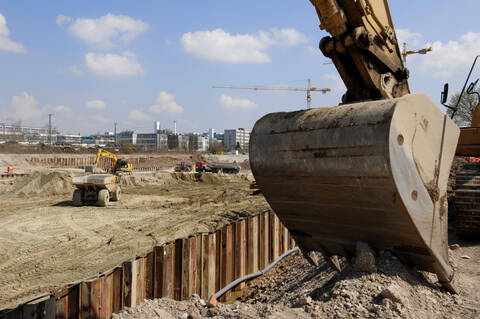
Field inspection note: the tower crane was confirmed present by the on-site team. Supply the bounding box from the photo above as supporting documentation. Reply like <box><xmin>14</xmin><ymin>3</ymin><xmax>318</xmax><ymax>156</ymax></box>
<box><xmin>213</xmin><ymin>79</ymin><xmax>330</xmax><ymax>109</ymax></box>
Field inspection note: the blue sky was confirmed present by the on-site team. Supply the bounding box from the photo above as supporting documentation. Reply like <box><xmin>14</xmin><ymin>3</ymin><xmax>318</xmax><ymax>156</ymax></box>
<box><xmin>0</xmin><ymin>0</ymin><xmax>479</xmax><ymax>135</ymax></box>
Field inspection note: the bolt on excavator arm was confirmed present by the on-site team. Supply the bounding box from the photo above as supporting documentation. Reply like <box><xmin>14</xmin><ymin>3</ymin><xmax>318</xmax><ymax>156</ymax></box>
<box><xmin>309</xmin><ymin>0</ymin><xmax>410</xmax><ymax>102</ymax></box>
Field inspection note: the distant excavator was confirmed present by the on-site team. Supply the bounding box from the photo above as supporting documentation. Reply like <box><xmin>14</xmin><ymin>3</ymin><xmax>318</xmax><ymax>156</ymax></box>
<box><xmin>72</xmin><ymin>148</ymin><xmax>132</xmax><ymax>207</ymax></box>
<box><xmin>250</xmin><ymin>0</ymin><xmax>459</xmax><ymax>292</ymax></box>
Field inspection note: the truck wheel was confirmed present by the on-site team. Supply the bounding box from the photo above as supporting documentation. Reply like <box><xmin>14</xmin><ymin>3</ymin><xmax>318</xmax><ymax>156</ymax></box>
<box><xmin>111</xmin><ymin>185</ymin><xmax>121</xmax><ymax>201</ymax></box>
<box><xmin>97</xmin><ymin>189</ymin><xmax>109</xmax><ymax>207</ymax></box>
<box><xmin>72</xmin><ymin>189</ymin><xmax>83</xmax><ymax>206</ymax></box>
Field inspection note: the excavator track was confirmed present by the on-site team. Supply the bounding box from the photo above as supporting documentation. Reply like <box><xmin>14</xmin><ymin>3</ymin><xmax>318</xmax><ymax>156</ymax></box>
<box><xmin>455</xmin><ymin>162</ymin><xmax>480</xmax><ymax>236</ymax></box>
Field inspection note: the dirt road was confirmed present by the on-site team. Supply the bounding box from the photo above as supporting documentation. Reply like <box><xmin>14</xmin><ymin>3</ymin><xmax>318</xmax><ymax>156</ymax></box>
<box><xmin>0</xmin><ymin>171</ymin><xmax>269</xmax><ymax>309</ymax></box>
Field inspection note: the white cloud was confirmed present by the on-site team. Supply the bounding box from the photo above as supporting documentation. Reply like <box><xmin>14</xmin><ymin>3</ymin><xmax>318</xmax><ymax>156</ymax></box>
<box><xmin>58</xmin><ymin>13</ymin><xmax>148</xmax><ymax>47</ymax></box>
<box><xmin>149</xmin><ymin>91</ymin><xmax>184</xmax><ymax>114</ymax></box>
<box><xmin>54</xmin><ymin>105</ymin><xmax>71</xmax><ymax>113</ymax></box>
<box><xmin>86</xmin><ymin>100</ymin><xmax>106</xmax><ymax>109</ymax></box>
<box><xmin>129</xmin><ymin>109</ymin><xmax>151</xmax><ymax>121</ymax></box>
<box><xmin>219</xmin><ymin>95</ymin><xmax>257</xmax><ymax>110</ymax></box>
<box><xmin>11</xmin><ymin>92</ymin><xmax>42</xmax><ymax>121</ymax></box>
<box><xmin>69</xmin><ymin>65</ymin><xmax>83</xmax><ymax>76</ymax></box>
<box><xmin>0</xmin><ymin>13</ymin><xmax>26</xmax><ymax>53</ymax></box>
<box><xmin>180</xmin><ymin>27</ymin><xmax>307</xmax><ymax>63</ymax></box>
<box><xmin>56</xmin><ymin>15</ymin><xmax>72</xmax><ymax>26</ymax></box>
<box><xmin>396</xmin><ymin>29</ymin><xmax>423</xmax><ymax>47</ymax></box>
<box><xmin>420</xmin><ymin>32</ymin><xmax>480</xmax><ymax>79</ymax></box>
<box><xmin>85</xmin><ymin>51</ymin><xmax>144</xmax><ymax>77</ymax></box>
<box><xmin>92</xmin><ymin>114</ymin><xmax>109</xmax><ymax>123</ymax></box>
<box><xmin>258</xmin><ymin>28</ymin><xmax>307</xmax><ymax>46</ymax></box>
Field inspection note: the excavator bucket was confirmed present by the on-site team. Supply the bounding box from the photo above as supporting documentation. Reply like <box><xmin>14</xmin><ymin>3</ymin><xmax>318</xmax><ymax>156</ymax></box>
<box><xmin>250</xmin><ymin>93</ymin><xmax>459</xmax><ymax>291</ymax></box>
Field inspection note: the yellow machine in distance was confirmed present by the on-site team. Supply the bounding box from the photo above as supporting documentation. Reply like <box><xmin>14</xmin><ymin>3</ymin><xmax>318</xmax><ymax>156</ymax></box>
<box><xmin>93</xmin><ymin>148</ymin><xmax>133</xmax><ymax>174</ymax></box>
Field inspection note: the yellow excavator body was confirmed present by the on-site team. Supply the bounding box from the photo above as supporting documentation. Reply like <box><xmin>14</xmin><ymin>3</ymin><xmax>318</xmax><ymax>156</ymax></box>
<box><xmin>250</xmin><ymin>0</ymin><xmax>460</xmax><ymax>291</ymax></box>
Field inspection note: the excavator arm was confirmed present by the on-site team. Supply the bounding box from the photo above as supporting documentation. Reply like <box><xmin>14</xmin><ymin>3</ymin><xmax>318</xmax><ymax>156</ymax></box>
<box><xmin>249</xmin><ymin>0</ymin><xmax>461</xmax><ymax>292</ymax></box>
<box><xmin>310</xmin><ymin>0</ymin><xmax>409</xmax><ymax>102</ymax></box>
<box><xmin>95</xmin><ymin>148</ymin><xmax>119</xmax><ymax>172</ymax></box>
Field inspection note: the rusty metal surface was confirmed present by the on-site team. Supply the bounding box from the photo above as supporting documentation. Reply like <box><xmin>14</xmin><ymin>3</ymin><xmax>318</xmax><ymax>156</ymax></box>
<box><xmin>250</xmin><ymin>94</ymin><xmax>459</xmax><ymax>291</ymax></box>
<box><xmin>234</xmin><ymin>220</ymin><xmax>247</xmax><ymax>291</ymax></box>
<box><xmin>55</xmin><ymin>285</ymin><xmax>79</xmax><ymax>319</ymax></box>
<box><xmin>219</xmin><ymin>225</ymin><xmax>234</xmax><ymax>302</ymax></box>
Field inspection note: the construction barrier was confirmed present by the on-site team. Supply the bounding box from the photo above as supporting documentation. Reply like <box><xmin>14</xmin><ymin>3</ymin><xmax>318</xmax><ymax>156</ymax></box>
<box><xmin>0</xmin><ymin>210</ymin><xmax>296</xmax><ymax>319</ymax></box>
<box><xmin>0</xmin><ymin>173</ymin><xmax>26</xmax><ymax>180</ymax></box>
<box><xmin>28</xmin><ymin>156</ymin><xmax>163</xmax><ymax>172</ymax></box>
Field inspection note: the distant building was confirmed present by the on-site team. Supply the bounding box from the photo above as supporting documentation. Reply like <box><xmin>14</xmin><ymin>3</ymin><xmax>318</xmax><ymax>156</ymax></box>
<box><xmin>154</xmin><ymin>121</ymin><xmax>161</xmax><ymax>133</ymax></box>
<box><xmin>57</xmin><ymin>134</ymin><xmax>82</xmax><ymax>144</ymax></box>
<box><xmin>117</xmin><ymin>131</ymin><xmax>137</xmax><ymax>145</ymax></box>
<box><xmin>208</xmin><ymin>128</ymin><xmax>215</xmax><ymax>142</ymax></box>
<box><xmin>81</xmin><ymin>134</ymin><xmax>115</xmax><ymax>146</ymax></box>
<box><xmin>214</xmin><ymin>133</ymin><xmax>224</xmax><ymax>142</ymax></box>
<box><xmin>137</xmin><ymin>133</ymin><xmax>158</xmax><ymax>150</ymax></box>
<box><xmin>189</xmin><ymin>135</ymin><xmax>209</xmax><ymax>152</ymax></box>
<box><xmin>168</xmin><ymin>134</ymin><xmax>189</xmax><ymax>151</ymax></box>
<box><xmin>224</xmin><ymin>128</ymin><xmax>249</xmax><ymax>151</ymax></box>
<box><xmin>0</xmin><ymin>123</ymin><xmax>59</xmax><ymax>143</ymax></box>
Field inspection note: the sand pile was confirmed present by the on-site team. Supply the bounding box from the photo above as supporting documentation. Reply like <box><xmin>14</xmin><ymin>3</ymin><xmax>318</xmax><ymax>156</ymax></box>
<box><xmin>240</xmin><ymin>250</ymin><xmax>477</xmax><ymax>319</ymax></box>
<box><xmin>8</xmin><ymin>171</ymin><xmax>74</xmax><ymax>197</ymax></box>
<box><xmin>115</xmin><ymin>294</ymin><xmax>309</xmax><ymax>319</ymax></box>
<box><xmin>163</xmin><ymin>172</ymin><xmax>250</xmax><ymax>185</ymax></box>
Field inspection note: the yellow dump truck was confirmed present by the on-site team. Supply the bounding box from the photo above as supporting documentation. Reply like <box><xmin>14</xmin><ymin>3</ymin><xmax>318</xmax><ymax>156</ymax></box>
<box><xmin>72</xmin><ymin>174</ymin><xmax>121</xmax><ymax>207</ymax></box>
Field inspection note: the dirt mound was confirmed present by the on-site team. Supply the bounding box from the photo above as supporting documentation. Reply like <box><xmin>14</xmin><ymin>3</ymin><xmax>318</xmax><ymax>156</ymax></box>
<box><xmin>115</xmin><ymin>294</ymin><xmax>310</xmax><ymax>319</ymax></box>
<box><xmin>119</xmin><ymin>174</ymin><xmax>155</xmax><ymax>187</ymax></box>
<box><xmin>8</xmin><ymin>171</ymin><xmax>74</xmax><ymax>197</ymax></box>
<box><xmin>160</xmin><ymin>172</ymin><xmax>249</xmax><ymax>185</ymax></box>
<box><xmin>241</xmin><ymin>250</ymin><xmax>478</xmax><ymax>319</ymax></box>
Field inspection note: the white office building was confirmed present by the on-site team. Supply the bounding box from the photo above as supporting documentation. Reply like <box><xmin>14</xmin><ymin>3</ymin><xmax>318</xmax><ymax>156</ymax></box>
<box><xmin>224</xmin><ymin>128</ymin><xmax>249</xmax><ymax>151</ymax></box>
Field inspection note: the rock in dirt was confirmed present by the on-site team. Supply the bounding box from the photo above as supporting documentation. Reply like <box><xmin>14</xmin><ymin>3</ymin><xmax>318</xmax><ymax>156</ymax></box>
<box><xmin>298</xmin><ymin>295</ymin><xmax>313</xmax><ymax>306</ymax></box>
<box><xmin>449</xmin><ymin>244</ymin><xmax>460</xmax><ymax>250</ymax></box>
<box><xmin>353</xmin><ymin>241</ymin><xmax>377</xmax><ymax>272</ymax></box>
<box><xmin>381</xmin><ymin>283</ymin><xmax>408</xmax><ymax>304</ymax></box>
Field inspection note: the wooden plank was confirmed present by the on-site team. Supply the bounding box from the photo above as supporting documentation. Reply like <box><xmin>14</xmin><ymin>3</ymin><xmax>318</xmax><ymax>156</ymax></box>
<box><xmin>220</xmin><ymin>225</ymin><xmax>234</xmax><ymax>302</ymax></box>
<box><xmin>201</xmin><ymin>232</ymin><xmax>216</xmax><ymax>300</ymax></box>
<box><xmin>282</xmin><ymin>225</ymin><xmax>289</xmax><ymax>254</ymax></box>
<box><xmin>144</xmin><ymin>252</ymin><xmax>154</xmax><ymax>300</ymax></box>
<box><xmin>133</xmin><ymin>257</ymin><xmax>145</xmax><ymax>306</ymax></box>
<box><xmin>258</xmin><ymin>211</ymin><xmax>270</xmax><ymax>269</ymax></box>
<box><xmin>22</xmin><ymin>296</ymin><xmax>55</xmax><ymax>319</ymax></box>
<box><xmin>181</xmin><ymin>236</ymin><xmax>199</xmax><ymax>300</ymax></box>
<box><xmin>154</xmin><ymin>243</ymin><xmax>175</xmax><ymax>299</ymax></box>
<box><xmin>55</xmin><ymin>285</ymin><xmax>79</xmax><ymax>319</ymax></box>
<box><xmin>112</xmin><ymin>267</ymin><xmax>124</xmax><ymax>314</ymax></box>
<box><xmin>269</xmin><ymin>211</ymin><xmax>280</xmax><ymax>262</ymax></box>
<box><xmin>123</xmin><ymin>261</ymin><xmax>133</xmax><ymax>307</ymax></box>
<box><xmin>247</xmin><ymin>216</ymin><xmax>259</xmax><ymax>274</ymax></box>
<box><xmin>174</xmin><ymin>239</ymin><xmax>183</xmax><ymax>300</ymax></box>
<box><xmin>79</xmin><ymin>277</ymin><xmax>104</xmax><ymax>319</ymax></box>
<box><xmin>215</xmin><ymin>230</ymin><xmax>221</xmax><ymax>292</ymax></box>
<box><xmin>195</xmin><ymin>234</ymin><xmax>202</xmax><ymax>297</ymax></box>
<box><xmin>234</xmin><ymin>220</ymin><xmax>247</xmax><ymax>290</ymax></box>
<box><xmin>0</xmin><ymin>308</ymin><xmax>22</xmax><ymax>319</ymax></box>
<box><xmin>103</xmin><ymin>270</ymin><xmax>114</xmax><ymax>319</ymax></box>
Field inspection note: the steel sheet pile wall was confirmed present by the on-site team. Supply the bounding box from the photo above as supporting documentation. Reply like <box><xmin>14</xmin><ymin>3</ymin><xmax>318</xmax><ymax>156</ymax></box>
<box><xmin>0</xmin><ymin>210</ymin><xmax>295</xmax><ymax>319</ymax></box>
<box><xmin>28</xmin><ymin>156</ymin><xmax>162</xmax><ymax>172</ymax></box>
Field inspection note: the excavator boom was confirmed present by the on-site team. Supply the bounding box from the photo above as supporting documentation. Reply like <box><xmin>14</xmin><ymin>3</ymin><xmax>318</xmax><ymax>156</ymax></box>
<box><xmin>310</xmin><ymin>0</ymin><xmax>409</xmax><ymax>102</ymax></box>
<box><xmin>250</xmin><ymin>0</ymin><xmax>459</xmax><ymax>292</ymax></box>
